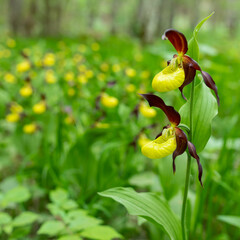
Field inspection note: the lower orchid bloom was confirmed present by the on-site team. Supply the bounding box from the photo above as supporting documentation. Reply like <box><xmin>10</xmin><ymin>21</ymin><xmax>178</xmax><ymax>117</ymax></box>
<box><xmin>152</xmin><ymin>29</ymin><xmax>219</xmax><ymax>105</ymax></box>
<box><xmin>140</xmin><ymin>93</ymin><xmax>203</xmax><ymax>186</ymax></box>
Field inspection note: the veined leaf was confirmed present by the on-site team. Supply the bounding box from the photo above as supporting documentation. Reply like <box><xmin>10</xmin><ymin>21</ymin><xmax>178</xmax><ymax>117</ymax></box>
<box><xmin>99</xmin><ymin>187</ymin><xmax>182</xmax><ymax>240</ymax></box>
<box><xmin>179</xmin><ymin>81</ymin><xmax>218</xmax><ymax>152</ymax></box>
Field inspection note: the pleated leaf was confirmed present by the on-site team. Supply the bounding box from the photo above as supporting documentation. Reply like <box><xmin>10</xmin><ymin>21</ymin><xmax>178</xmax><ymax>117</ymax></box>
<box><xmin>99</xmin><ymin>187</ymin><xmax>182</xmax><ymax>240</ymax></box>
<box><xmin>179</xmin><ymin>81</ymin><xmax>218</xmax><ymax>152</ymax></box>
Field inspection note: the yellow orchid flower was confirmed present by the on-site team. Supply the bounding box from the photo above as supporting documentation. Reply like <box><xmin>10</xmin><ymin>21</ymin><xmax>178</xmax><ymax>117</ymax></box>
<box><xmin>140</xmin><ymin>93</ymin><xmax>203</xmax><ymax>185</ymax></box>
<box><xmin>101</xmin><ymin>93</ymin><xmax>118</xmax><ymax>108</ymax></box>
<box><xmin>152</xmin><ymin>29</ymin><xmax>219</xmax><ymax>104</ymax></box>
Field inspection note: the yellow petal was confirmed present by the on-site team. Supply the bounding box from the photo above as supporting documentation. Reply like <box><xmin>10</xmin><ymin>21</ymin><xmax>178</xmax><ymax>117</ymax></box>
<box><xmin>139</xmin><ymin>104</ymin><xmax>156</xmax><ymax>118</ymax></box>
<box><xmin>33</xmin><ymin>101</ymin><xmax>46</xmax><ymax>114</ymax></box>
<box><xmin>152</xmin><ymin>66</ymin><xmax>185</xmax><ymax>92</ymax></box>
<box><xmin>101</xmin><ymin>94</ymin><xmax>118</xmax><ymax>108</ymax></box>
<box><xmin>141</xmin><ymin>135</ymin><xmax>176</xmax><ymax>159</ymax></box>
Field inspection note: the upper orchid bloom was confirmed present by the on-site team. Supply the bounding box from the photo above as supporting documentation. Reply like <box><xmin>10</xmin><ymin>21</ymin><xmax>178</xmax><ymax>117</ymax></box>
<box><xmin>152</xmin><ymin>29</ymin><xmax>219</xmax><ymax>105</ymax></box>
<box><xmin>140</xmin><ymin>93</ymin><xmax>203</xmax><ymax>185</ymax></box>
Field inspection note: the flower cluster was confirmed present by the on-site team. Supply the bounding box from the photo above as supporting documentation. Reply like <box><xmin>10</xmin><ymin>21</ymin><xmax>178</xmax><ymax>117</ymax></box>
<box><xmin>140</xmin><ymin>29</ymin><xmax>220</xmax><ymax>185</ymax></box>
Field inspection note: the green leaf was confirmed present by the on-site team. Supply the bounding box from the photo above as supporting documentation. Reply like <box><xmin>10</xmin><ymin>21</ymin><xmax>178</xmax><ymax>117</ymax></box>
<box><xmin>61</xmin><ymin>199</ymin><xmax>78</xmax><ymax>210</ymax></box>
<box><xmin>99</xmin><ymin>187</ymin><xmax>182</xmax><ymax>240</ymax></box>
<box><xmin>0</xmin><ymin>212</ymin><xmax>12</xmax><ymax>225</ymax></box>
<box><xmin>68</xmin><ymin>215</ymin><xmax>102</xmax><ymax>232</ymax></box>
<box><xmin>37</xmin><ymin>220</ymin><xmax>65</xmax><ymax>236</ymax></box>
<box><xmin>58</xmin><ymin>234</ymin><xmax>82</xmax><ymax>240</ymax></box>
<box><xmin>1</xmin><ymin>186</ymin><xmax>31</xmax><ymax>207</ymax></box>
<box><xmin>193</xmin><ymin>12</ymin><xmax>214</xmax><ymax>38</ymax></box>
<box><xmin>179</xmin><ymin>81</ymin><xmax>218</xmax><ymax>152</ymax></box>
<box><xmin>50</xmin><ymin>188</ymin><xmax>69</xmax><ymax>206</ymax></box>
<box><xmin>217</xmin><ymin>215</ymin><xmax>240</xmax><ymax>228</ymax></box>
<box><xmin>81</xmin><ymin>225</ymin><xmax>123</xmax><ymax>240</ymax></box>
<box><xmin>3</xmin><ymin>223</ymin><xmax>13</xmax><ymax>235</ymax></box>
<box><xmin>67</xmin><ymin>209</ymin><xmax>88</xmax><ymax>219</ymax></box>
<box><xmin>13</xmin><ymin>211</ymin><xmax>39</xmax><ymax>227</ymax></box>
<box><xmin>188</xmin><ymin>12</ymin><xmax>214</xmax><ymax>61</ymax></box>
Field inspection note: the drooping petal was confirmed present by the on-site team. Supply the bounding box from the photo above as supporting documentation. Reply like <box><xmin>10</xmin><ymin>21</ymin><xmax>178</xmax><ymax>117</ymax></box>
<box><xmin>162</xmin><ymin>29</ymin><xmax>188</xmax><ymax>54</ymax></box>
<box><xmin>201</xmin><ymin>71</ymin><xmax>220</xmax><ymax>105</ymax></box>
<box><xmin>172</xmin><ymin>127</ymin><xmax>188</xmax><ymax>173</ymax></box>
<box><xmin>178</xmin><ymin>55</ymin><xmax>202</xmax><ymax>100</ymax></box>
<box><xmin>152</xmin><ymin>65</ymin><xmax>185</xmax><ymax>92</ymax></box>
<box><xmin>182</xmin><ymin>55</ymin><xmax>201</xmax><ymax>71</ymax></box>
<box><xmin>179</xmin><ymin>63</ymin><xmax>196</xmax><ymax>100</ymax></box>
<box><xmin>188</xmin><ymin>141</ymin><xmax>203</xmax><ymax>186</ymax></box>
<box><xmin>141</xmin><ymin>134</ymin><xmax>176</xmax><ymax>159</ymax></box>
<box><xmin>140</xmin><ymin>94</ymin><xmax>181</xmax><ymax>126</ymax></box>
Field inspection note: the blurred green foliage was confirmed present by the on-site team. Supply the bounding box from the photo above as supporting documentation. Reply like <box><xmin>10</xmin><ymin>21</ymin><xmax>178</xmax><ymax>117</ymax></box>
<box><xmin>0</xmin><ymin>27</ymin><xmax>240</xmax><ymax>239</ymax></box>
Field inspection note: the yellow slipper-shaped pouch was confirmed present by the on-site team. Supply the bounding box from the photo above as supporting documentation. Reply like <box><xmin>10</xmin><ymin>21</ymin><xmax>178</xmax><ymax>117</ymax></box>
<box><xmin>152</xmin><ymin>65</ymin><xmax>185</xmax><ymax>92</ymax></box>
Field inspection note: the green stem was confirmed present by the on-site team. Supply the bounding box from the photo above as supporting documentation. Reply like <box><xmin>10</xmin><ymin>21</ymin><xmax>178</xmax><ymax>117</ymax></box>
<box><xmin>181</xmin><ymin>153</ymin><xmax>192</xmax><ymax>240</ymax></box>
<box><xmin>181</xmin><ymin>79</ymin><xmax>195</xmax><ymax>240</ymax></box>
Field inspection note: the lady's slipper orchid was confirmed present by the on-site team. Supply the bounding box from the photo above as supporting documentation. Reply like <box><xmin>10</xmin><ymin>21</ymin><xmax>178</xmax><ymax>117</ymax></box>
<box><xmin>140</xmin><ymin>93</ymin><xmax>203</xmax><ymax>185</ymax></box>
<box><xmin>153</xmin><ymin>29</ymin><xmax>219</xmax><ymax>105</ymax></box>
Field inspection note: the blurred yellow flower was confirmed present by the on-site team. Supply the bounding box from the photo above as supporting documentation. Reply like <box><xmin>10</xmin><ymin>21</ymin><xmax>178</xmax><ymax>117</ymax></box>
<box><xmin>138</xmin><ymin>134</ymin><xmax>151</xmax><ymax>148</ymax></box>
<box><xmin>4</xmin><ymin>73</ymin><xmax>16</xmax><ymax>83</ymax></box>
<box><xmin>91</xmin><ymin>43</ymin><xmax>100</xmax><ymax>51</ymax></box>
<box><xmin>95</xmin><ymin>122</ymin><xmax>110</xmax><ymax>129</ymax></box>
<box><xmin>19</xmin><ymin>84</ymin><xmax>33</xmax><ymax>97</ymax></box>
<box><xmin>112</xmin><ymin>64</ymin><xmax>121</xmax><ymax>73</ymax></box>
<box><xmin>23</xmin><ymin>48</ymin><xmax>31</xmax><ymax>56</ymax></box>
<box><xmin>6</xmin><ymin>113</ymin><xmax>20</xmax><ymax>123</ymax></box>
<box><xmin>86</xmin><ymin>70</ymin><xmax>94</xmax><ymax>79</ymax></box>
<box><xmin>125</xmin><ymin>68</ymin><xmax>136</xmax><ymax>78</ymax></box>
<box><xmin>45</xmin><ymin>70</ymin><xmax>57</xmax><ymax>84</ymax></box>
<box><xmin>100</xmin><ymin>63</ymin><xmax>109</xmax><ymax>72</ymax></box>
<box><xmin>64</xmin><ymin>116</ymin><xmax>75</xmax><ymax>125</ymax></box>
<box><xmin>10</xmin><ymin>103</ymin><xmax>23</xmax><ymax>114</ymax></box>
<box><xmin>33</xmin><ymin>101</ymin><xmax>46</xmax><ymax>114</ymax></box>
<box><xmin>140</xmin><ymin>71</ymin><xmax>150</xmax><ymax>79</ymax></box>
<box><xmin>43</xmin><ymin>53</ymin><xmax>55</xmax><ymax>66</ymax></box>
<box><xmin>23</xmin><ymin>123</ymin><xmax>37</xmax><ymax>134</ymax></box>
<box><xmin>101</xmin><ymin>93</ymin><xmax>118</xmax><ymax>108</ymax></box>
<box><xmin>16</xmin><ymin>61</ymin><xmax>31</xmax><ymax>73</ymax></box>
<box><xmin>64</xmin><ymin>72</ymin><xmax>74</xmax><ymax>82</ymax></box>
<box><xmin>78</xmin><ymin>75</ymin><xmax>88</xmax><ymax>84</ymax></box>
<box><xmin>68</xmin><ymin>88</ymin><xmax>76</xmax><ymax>97</ymax></box>
<box><xmin>74</xmin><ymin>54</ymin><xmax>83</xmax><ymax>63</ymax></box>
<box><xmin>2</xmin><ymin>49</ymin><xmax>11</xmax><ymax>58</ymax></box>
<box><xmin>78</xmin><ymin>64</ymin><xmax>87</xmax><ymax>72</ymax></box>
<box><xmin>125</xmin><ymin>84</ymin><xmax>136</xmax><ymax>93</ymax></box>
<box><xmin>97</xmin><ymin>73</ymin><xmax>106</xmax><ymax>82</ymax></box>
<box><xmin>78</xmin><ymin>44</ymin><xmax>86</xmax><ymax>53</ymax></box>
<box><xmin>7</xmin><ymin>38</ymin><xmax>16</xmax><ymax>48</ymax></box>
<box><xmin>139</xmin><ymin>103</ymin><xmax>157</xmax><ymax>118</ymax></box>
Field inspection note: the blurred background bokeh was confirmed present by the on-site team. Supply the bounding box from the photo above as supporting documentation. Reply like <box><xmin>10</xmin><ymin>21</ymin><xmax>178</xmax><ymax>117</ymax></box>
<box><xmin>0</xmin><ymin>0</ymin><xmax>240</xmax><ymax>239</ymax></box>
<box><xmin>1</xmin><ymin>0</ymin><xmax>240</xmax><ymax>40</ymax></box>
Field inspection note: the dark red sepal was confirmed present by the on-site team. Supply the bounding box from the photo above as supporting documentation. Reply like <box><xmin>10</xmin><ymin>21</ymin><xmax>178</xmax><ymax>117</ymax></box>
<box><xmin>172</xmin><ymin>127</ymin><xmax>188</xmax><ymax>173</ymax></box>
<box><xmin>201</xmin><ymin>71</ymin><xmax>220</xmax><ymax>105</ymax></box>
<box><xmin>179</xmin><ymin>63</ymin><xmax>196</xmax><ymax>100</ymax></box>
<box><xmin>140</xmin><ymin>94</ymin><xmax>180</xmax><ymax>126</ymax></box>
<box><xmin>162</xmin><ymin>29</ymin><xmax>188</xmax><ymax>54</ymax></box>
<box><xmin>188</xmin><ymin>141</ymin><xmax>203</xmax><ymax>186</ymax></box>
<box><xmin>179</xmin><ymin>55</ymin><xmax>201</xmax><ymax>100</ymax></box>
<box><xmin>182</xmin><ymin>55</ymin><xmax>201</xmax><ymax>71</ymax></box>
